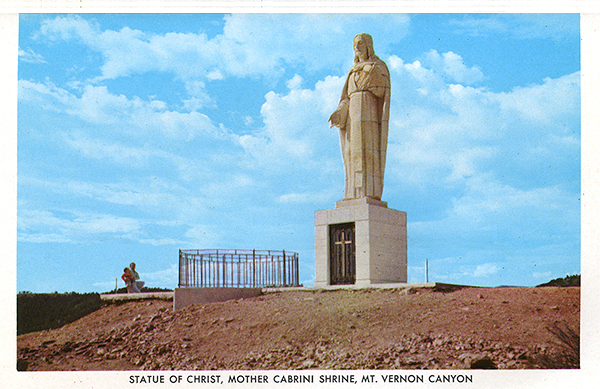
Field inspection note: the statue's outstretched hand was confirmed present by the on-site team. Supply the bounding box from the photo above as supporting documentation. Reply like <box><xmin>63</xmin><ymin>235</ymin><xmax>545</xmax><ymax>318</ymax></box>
<box><xmin>329</xmin><ymin>110</ymin><xmax>341</xmax><ymax>128</ymax></box>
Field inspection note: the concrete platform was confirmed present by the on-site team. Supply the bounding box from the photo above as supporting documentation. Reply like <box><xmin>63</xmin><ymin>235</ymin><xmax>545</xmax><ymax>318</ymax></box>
<box><xmin>100</xmin><ymin>291</ymin><xmax>174</xmax><ymax>301</ymax></box>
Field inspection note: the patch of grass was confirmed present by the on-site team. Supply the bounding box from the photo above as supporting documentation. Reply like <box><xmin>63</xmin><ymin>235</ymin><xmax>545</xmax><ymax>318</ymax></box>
<box><xmin>17</xmin><ymin>292</ymin><xmax>105</xmax><ymax>335</ymax></box>
<box><xmin>529</xmin><ymin>322</ymin><xmax>580</xmax><ymax>369</ymax></box>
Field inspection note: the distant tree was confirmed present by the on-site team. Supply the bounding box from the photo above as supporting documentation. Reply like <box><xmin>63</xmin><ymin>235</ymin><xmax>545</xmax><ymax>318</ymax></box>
<box><xmin>17</xmin><ymin>292</ymin><xmax>105</xmax><ymax>335</ymax></box>
<box><xmin>536</xmin><ymin>274</ymin><xmax>580</xmax><ymax>287</ymax></box>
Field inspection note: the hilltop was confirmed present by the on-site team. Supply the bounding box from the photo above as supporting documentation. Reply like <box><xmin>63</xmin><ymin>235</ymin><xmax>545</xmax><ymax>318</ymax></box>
<box><xmin>17</xmin><ymin>285</ymin><xmax>579</xmax><ymax>371</ymax></box>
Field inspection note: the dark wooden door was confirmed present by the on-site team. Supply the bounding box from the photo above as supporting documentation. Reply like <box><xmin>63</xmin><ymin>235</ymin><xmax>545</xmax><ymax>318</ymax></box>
<box><xmin>329</xmin><ymin>223</ymin><xmax>356</xmax><ymax>285</ymax></box>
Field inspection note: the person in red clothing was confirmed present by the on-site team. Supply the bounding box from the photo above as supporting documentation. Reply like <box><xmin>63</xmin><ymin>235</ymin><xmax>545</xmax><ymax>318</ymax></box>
<box><xmin>121</xmin><ymin>268</ymin><xmax>135</xmax><ymax>293</ymax></box>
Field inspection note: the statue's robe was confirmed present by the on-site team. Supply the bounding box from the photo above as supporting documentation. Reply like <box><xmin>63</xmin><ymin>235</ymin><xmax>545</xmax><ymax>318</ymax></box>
<box><xmin>335</xmin><ymin>58</ymin><xmax>391</xmax><ymax>200</ymax></box>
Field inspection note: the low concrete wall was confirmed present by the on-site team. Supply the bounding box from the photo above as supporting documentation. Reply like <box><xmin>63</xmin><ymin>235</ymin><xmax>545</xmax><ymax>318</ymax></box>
<box><xmin>173</xmin><ymin>288</ymin><xmax>262</xmax><ymax>311</ymax></box>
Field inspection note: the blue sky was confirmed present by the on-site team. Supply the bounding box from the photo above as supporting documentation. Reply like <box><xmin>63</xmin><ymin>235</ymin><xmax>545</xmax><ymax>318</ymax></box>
<box><xmin>16</xmin><ymin>13</ymin><xmax>580</xmax><ymax>293</ymax></box>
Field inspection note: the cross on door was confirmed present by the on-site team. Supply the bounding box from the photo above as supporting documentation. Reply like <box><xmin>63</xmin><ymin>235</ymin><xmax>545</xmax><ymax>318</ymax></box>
<box><xmin>334</xmin><ymin>231</ymin><xmax>352</xmax><ymax>278</ymax></box>
<box><xmin>329</xmin><ymin>223</ymin><xmax>355</xmax><ymax>285</ymax></box>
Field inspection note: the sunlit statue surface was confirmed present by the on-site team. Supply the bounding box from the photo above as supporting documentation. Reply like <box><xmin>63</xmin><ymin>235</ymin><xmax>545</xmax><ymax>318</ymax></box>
<box><xmin>329</xmin><ymin>33</ymin><xmax>391</xmax><ymax>200</ymax></box>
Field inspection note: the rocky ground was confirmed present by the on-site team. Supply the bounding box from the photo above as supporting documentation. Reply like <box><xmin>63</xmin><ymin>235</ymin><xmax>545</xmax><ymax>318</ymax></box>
<box><xmin>16</xmin><ymin>285</ymin><xmax>580</xmax><ymax>371</ymax></box>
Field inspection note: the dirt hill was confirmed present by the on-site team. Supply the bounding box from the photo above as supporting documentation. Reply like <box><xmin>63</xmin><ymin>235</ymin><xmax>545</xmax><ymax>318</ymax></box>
<box><xmin>17</xmin><ymin>285</ymin><xmax>580</xmax><ymax>371</ymax></box>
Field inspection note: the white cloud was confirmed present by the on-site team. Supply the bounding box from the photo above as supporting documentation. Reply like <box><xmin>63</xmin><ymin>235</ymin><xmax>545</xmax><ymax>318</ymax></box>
<box><xmin>495</xmin><ymin>72</ymin><xmax>580</xmax><ymax>126</ymax></box>
<box><xmin>18</xmin><ymin>233</ymin><xmax>72</xmax><ymax>244</ymax></box>
<box><xmin>139</xmin><ymin>263</ymin><xmax>179</xmax><ymax>286</ymax></box>
<box><xmin>446</xmin><ymin>147</ymin><xmax>497</xmax><ymax>182</ymax></box>
<box><xmin>533</xmin><ymin>271</ymin><xmax>552</xmax><ymax>279</ymax></box>
<box><xmin>63</xmin><ymin>133</ymin><xmax>156</xmax><ymax>165</ymax></box>
<box><xmin>201</xmin><ymin>174</ymin><xmax>255</xmax><ymax>199</ymax></box>
<box><xmin>422</xmin><ymin>50</ymin><xmax>485</xmax><ymax>85</ymax></box>
<box><xmin>277</xmin><ymin>189</ymin><xmax>336</xmax><ymax>204</ymax></box>
<box><xmin>448</xmin><ymin>16</ymin><xmax>510</xmax><ymax>37</ymax></box>
<box><xmin>286</xmin><ymin>74</ymin><xmax>303</xmax><ymax>90</ymax></box>
<box><xmin>408</xmin><ymin>172</ymin><xmax>579</xmax><ymax>259</ymax></box>
<box><xmin>149</xmin><ymin>100</ymin><xmax>167</xmax><ymax>110</ymax></box>
<box><xmin>33</xmin><ymin>14</ymin><xmax>411</xmax><ymax>102</ymax></box>
<box><xmin>19</xmin><ymin>80</ymin><xmax>222</xmax><ymax>141</ymax></box>
<box><xmin>18</xmin><ymin>48</ymin><xmax>46</xmax><ymax>63</ymax></box>
<box><xmin>387</xmin><ymin>55</ymin><xmax>404</xmax><ymax>71</ymax></box>
<box><xmin>64</xmin><ymin>180</ymin><xmax>184</xmax><ymax>208</ymax></box>
<box><xmin>472</xmin><ymin>263</ymin><xmax>500</xmax><ymax>277</ymax></box>
<box><xmin>237</xmin><ymin>75</ymin><xmax>344</xmax><ymax>173</ymax></box>
<box><xmin>18</xmin><ymin>209</ymin><xmax>142</xmax><ymax>243</ymax></box>
<box><xmin>243</xmin><ymin>115</ymin><xmax>254</xmax><ymax>126</ymax></box>
<box><xmin>73</xmin><ymin>213</ymin><xmax>141</xmax><ymax>234</ymax></box>
<box><xmin>385</xmin><ymin>63</ymin><xmax>579</xmax><ymax>189</ymax></box>
<box><xmin>138</xmin><ymin>237</ymin><xmax>187</xmax><ymax>246</ymax></box>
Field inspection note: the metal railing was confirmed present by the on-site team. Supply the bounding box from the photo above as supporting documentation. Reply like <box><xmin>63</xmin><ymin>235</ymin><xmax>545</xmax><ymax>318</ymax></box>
<box><xmin>178</xmin><ymin>249</ymin><xmax>300</xmax><ymax>288</ymax></box>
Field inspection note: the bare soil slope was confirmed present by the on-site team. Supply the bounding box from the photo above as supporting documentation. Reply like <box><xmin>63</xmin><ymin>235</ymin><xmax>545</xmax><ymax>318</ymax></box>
<box><xmin>17</xmin><ymin>286</ymin><xmax>580</xmax><ymax>371</ymax></box>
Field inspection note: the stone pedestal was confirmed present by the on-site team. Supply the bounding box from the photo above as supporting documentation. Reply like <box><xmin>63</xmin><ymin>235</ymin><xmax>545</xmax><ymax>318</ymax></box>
<box><xmin>314</xmin><ymin>197</ymin><xmax>407</xmax><ymax>287</ymax></box>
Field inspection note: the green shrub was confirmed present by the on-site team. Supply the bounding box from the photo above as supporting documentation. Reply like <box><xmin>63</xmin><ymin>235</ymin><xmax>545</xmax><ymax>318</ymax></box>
<box><xmin>536</xmin><ymin>274</ymin><xmax>580</xmax><ymax>287</ymax></box>
<box><xmin>17</xmin><ymin>292</ymin><xmax>105</xmax><ymax>335</ymax></box>
<box><xmin>529</xmin><ymin>322</ymin><xmax>580</xmax><ymax>369</ymax></box>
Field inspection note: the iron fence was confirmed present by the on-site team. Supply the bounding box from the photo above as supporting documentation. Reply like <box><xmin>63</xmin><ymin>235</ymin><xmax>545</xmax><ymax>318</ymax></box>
<box><xmin>178</xmin><ymin>249</ymin><xmax>300</xmax><ymax>288</ymax></box>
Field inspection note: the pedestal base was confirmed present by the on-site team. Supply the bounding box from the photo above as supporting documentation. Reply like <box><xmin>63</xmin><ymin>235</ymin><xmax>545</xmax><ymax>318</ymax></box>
<box><xmin>314</xmin><ymin>197</ymin><xmax>407</xmax><ymax>287</ymax></box>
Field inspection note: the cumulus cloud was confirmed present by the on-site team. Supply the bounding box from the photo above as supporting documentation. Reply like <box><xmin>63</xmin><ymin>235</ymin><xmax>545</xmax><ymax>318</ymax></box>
<box><xmin>286</xmin><ymin>74</ymin><xmax>303</xmax><ymax>90</ymax></box>
<box><xmin>236</xmin><ymin>75</ymin><xmax>344</xmax><ymax>174</ymax></box>
<box><xmin>138</xmin><ymin>263</ymin><xmax>179</xmax><ymax>286</ymax></box>
<box><xmin>385</xmin><ymin>58</ymin><xmax>579</xmax><ymax>189</ymax></box>
<box><xmin>496</xmin><ymin>72</ymin><xmax>580</xmax><ymax>126</ymax></box>
<box><xmin>19</xmin><ymin>80</ymin><xmax>222</xmax><ymax>141</ymax></box>
<box><xmin>33</xmin><ymin>14</ymin><xmax>411</xmax><ymax>102</ymax></box>
<box><xmin>422</xmin><ymin>50</ymin><xmax>485</xmax><ymax>85</ymax></box>
<box><xmin>472</xmin><ymin>263</ymin><xmax>500</xmax><ymax>277</ymax></box>
<box><xmin>18</xmin><ymin>209</ymin><xmax>142</xmax><ymax>243</ymax></box>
